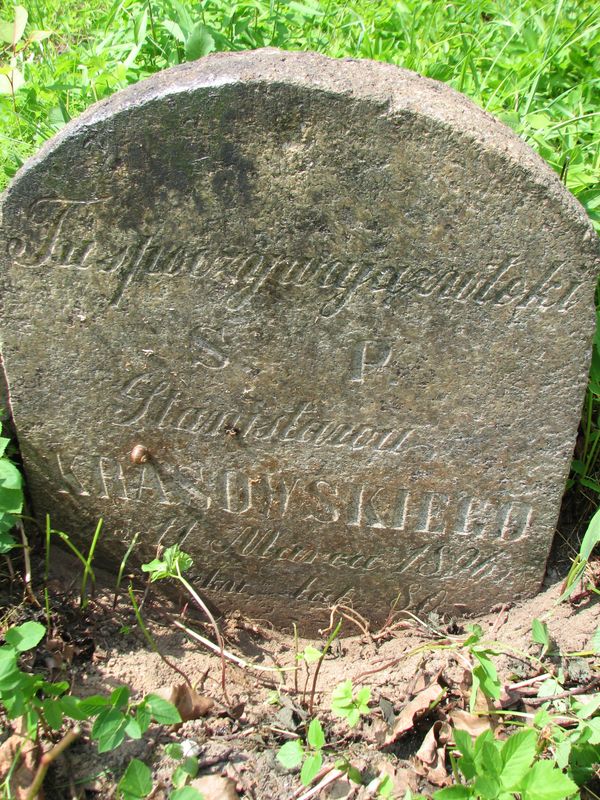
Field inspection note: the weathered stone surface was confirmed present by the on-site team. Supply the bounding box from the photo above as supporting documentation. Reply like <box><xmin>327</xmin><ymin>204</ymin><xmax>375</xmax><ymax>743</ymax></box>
<box><xmin>0</xmin><ymin>50</ymin><xmax>598</xmax><ymax>629</ymax></box>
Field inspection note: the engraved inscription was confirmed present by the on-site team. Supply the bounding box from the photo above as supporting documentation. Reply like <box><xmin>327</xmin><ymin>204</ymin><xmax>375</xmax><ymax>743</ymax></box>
<box><xmin>8</xmin><ymin>197</ymin><xmax>584</xmax><ymax>316</ymax></box>
<box><xmin>51</xmin><ymin>451</ymin><xmax>534</xmax><ymax>544</ymax></box>
<box><xmin>113</xmin><ymin>373</ymin><xmax>430</xmax><ymax>458</ymax></box>
<box><xmin>350</xmin><ymin>340</ymin><xmax>393</xmax><ymax>383</ymax></box>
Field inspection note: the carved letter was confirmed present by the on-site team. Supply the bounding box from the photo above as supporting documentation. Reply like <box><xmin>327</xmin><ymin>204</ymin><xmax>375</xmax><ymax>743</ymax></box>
<box><xmin>347</xmin><ymin>485</ymin><xmax>386</xmax><ymax>529</ymax></box>
<box><xmin>349</xmin><ymin>340</ymin><xmax>392</xmax><ymax>383</ymax></box>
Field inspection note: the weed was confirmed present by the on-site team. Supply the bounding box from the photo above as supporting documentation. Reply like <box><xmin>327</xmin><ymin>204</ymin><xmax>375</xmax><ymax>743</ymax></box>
<box><xmin>330</xmin><ymin>679</ymin><xmax>371</xmax><ymax>728</ymax></box>
<box><xmin>277</xmin><ymin>718</ymin><xmax>326</xmax><ymax>786</ymax></box>
<box><xmin>0</xmin><ymin>5</ymin><xmax>51</xmax><ymax>99</ymax></box>
<box><xmin>141</xmin><ymin>543</ymin><xmax>230</xmax><ymax>702</ymax></box>
<box><xmin>435</xmin><ymin>727</ymin><xmax>579</xmax><ymax>800</ymax></box>
<box><xmin>44</xmin><ymin>515</ymin><xmax>104</xmax><ymax>608</ymax></box>
<box><xmin>277</xmin><ymin>677</ymin><xmax>371</xmax><ymax>788</ymax></box>
<box><xmin>0</xmin><ymin>619</ymin><xmax>182</xmax><ymax>797</ymax></box>
<box><xmin>117</xmin><ymin>743</ymin><xmax>205</xmax><ymax>799</ymax></box>
<box><xmin>560</xmin><ymin>504</ymin><xmax>600</xmax><ymax>601</ymax></box>
<box><xmin>531</xmin><ymin>618</ymin><xmax>551</xmax><ymax>657</ymax></box>
<box><xmin>0</xmin><ymin>421</ymin><xmax>24</xmax><ymax>556</ymax></box>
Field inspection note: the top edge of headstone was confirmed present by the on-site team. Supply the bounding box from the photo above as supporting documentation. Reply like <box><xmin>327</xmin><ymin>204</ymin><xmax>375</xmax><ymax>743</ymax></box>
<box><xmin>1</xmin><ymin>47</ymin><xmax>597</xmax><ymax>240</ymax></box>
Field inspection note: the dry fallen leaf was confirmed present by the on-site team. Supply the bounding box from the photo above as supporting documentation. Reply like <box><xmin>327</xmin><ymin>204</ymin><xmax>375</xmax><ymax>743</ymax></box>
<box><xmin>384</xmin><ymin>682</ymin><xmax>445</xmax><ymax>745</ymax></box>
<box><xmin>155</xmin><ymin>683</ymin><xmax>214</xmax><ymax>721</ymax></box>
<box><xmin>415</xmin><ymin>720</ymin><xmax>452</xmax><ymax>786</ymax></box>
<box><xmin>190</xmin><ymin>774</ymin><xmax>239</xmax><ymax>800</ymax></box>
<box><xmin>0</xmin><ymin>733</ymin><xmax>41</xmax><ymax>800</ymax></box>
<box><xmin>449</xmin><ymin>708</ymin><xmax>491</xmax><ymax>737</ymax></box>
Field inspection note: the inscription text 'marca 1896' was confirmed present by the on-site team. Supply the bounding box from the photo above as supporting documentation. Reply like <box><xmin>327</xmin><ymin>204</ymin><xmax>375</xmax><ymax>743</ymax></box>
<box><xmin>1</xmin><ymin>50</ymin><xmax>598</xmax><ymax>628</ymax></box>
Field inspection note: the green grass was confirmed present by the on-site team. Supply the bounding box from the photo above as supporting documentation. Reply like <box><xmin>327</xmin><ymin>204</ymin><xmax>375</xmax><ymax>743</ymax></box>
<box><xmin>1</xmin><ymin>0</ymin><xmax>600</xmax><ymax>494</ymax></box>
<box><xmin>1</xmin><ymin>0</ymin><xmax>599</xmax><ymax>213</ymax></box>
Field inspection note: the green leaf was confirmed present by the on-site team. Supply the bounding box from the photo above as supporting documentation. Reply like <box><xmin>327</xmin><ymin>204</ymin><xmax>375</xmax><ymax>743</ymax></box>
<box><xmin>331</xmin><ymin>680</ymin><xmax>353</xmax><ymax>708</ymax></box>
<box><xmin>135</xmin><ymin>702</ymin><xmax>152</xmax><ymax>734</ymax></box>
<box><xmin>531</xmin><ymin>619</ymin><xmax>550</xmax><ymax>654</ymax></box>
<box><xmin>579</xmin><ymin>506</ymin><xmax>600</xmax><ymax>561</ymax></box>
<box><xmin>0</xmin><ymin>6</ymin><xmax>27</xmax><ymax>45</ymax></box>
<box><xmin>346</xmin><ymin>765</ymin><xmax>362</xmax><ymax>784</ymax></box>
<box><xmin>481</xmin><ymin>739</ymin><xmax>503</xmax><ymax>777</ymax></box>
<box><xmin>0</xmin><ymin>647</ymin><xmax>19</xmax><ymax>690</ymax></box>
<box><xmin>499</xmin><ymin>728</ymin><xmax>538</xmax><ymax>789</ymax></box>
<box><xmin>125</xmin><ymin>715</ymin><xmax>143</xmax><ymax>739</ymax></box>
<box><xmin>5</xmin><ymin>621</ymin><xmax>45</xmax><ymax>652</ymax></box>
<box><xmin>0</xmin><ymin>529</ymin><xmax>17</xmax><ymax>554</ymax></box>
<box><xmin>170</xmin><ymin>788</ymin><xmax>204</xmax><ymax>800</ymax></box>
<box><xmin>434</xmin><ymin>786</ymin><xmax>474</xmax><ymax>799</ymax></box>
<box><xmin>42</xmin><ymin>698</ymin><xmax>64</xmax><ymax>730</ymax></box>
<box><xmin>185</xmin><ymin>22</ymin><xmax>215</xmax><ymax>60</ymax></box>
<box><xmin>554</xmin><ymin>739</ymin><xmax>572</xmax><ymax>770</ymax></box>
<box><xmin>141</xmin><ymin>546</ymin><xmax>192</xmax><ymax>581</ymax></box>
<box><xmin>520</xmin><ymin>761</ymin><xmax>578</xmax><ymax>800</ymax></box>
<box><xmin>144</xmin><ymin>693</ymin><xmax>182</xmax><ymax>724</ymax></box>
<box><xmin>591</xmin><ymin>625</ymin><xmax>600</xmax><ymax>654</ymax></box>
<box><xmin>463</xmin><ymin>624</ymin><xmax>484</xmax><ymax>646</ymax></box>
<box><xmin>165</xmin><ymin>742</ymin><xmax>183</xmax><ymax>760</ymax></box>
<box><xmin>454</xmin><ymin>729</ymin><xmax>475</xmax><ymax>758</ymax></box>
<box><xmin>117</xmin><ymin>758</ymin><xmax>153</xmax><ymax>799</ymax></box>
<box><xmin>172</xmin><ymin>757</ymin><xmax>199</xmax><ymax>786</ymax></box>
<box><xmin>141</xmin><ymin>557</ymin><xmax>166</xmax><ymax>578</ymax></box>
<box><xmin>301</xmin><ymin>751</ymin><xmax>323</xmax><ymax>786</ymax></box>
<box><xmin>92</xmin><ymin>708</ymin><xmax>128</xmax><ymax>753</ymax></box>
<box><xmin>133</xmin><ymin>8</ymin><xmax>147</xmax><ymax>46</ymax></box>
<box><xmin>60</xmin><ymin>695</ymin><xmax>89</xmax><ymax>721</ymax></box>
<box><xmin>299</xmin><ymin>645</ymin><xmax>322</xmax><ymax>664</ymax></box>
<box><xmin>28</xmin><ymin>30</ymin><xmax>52</xmax><ymax>42</ymax></box>
<box><xmin>307</xmin><ymin>718</ymin><xmax>325</xmax><ymax>750</ymax></box>
<box><xmin>574</xmin><ymin>694</ymin><xmax>600</xmax><ymax>719</ymax></box>
<box><xmin>473</xmin><ymin>652</ymin><xmax>501</xmax><ymax>700</ymax></box>
<box><xmin>78</xmin><ymin>694</ymin><xmax>110</xmax><ymax>716</ymax></box>
<box><xmin>277</xmin><ymin>739</ymin><xmax>304</xmax><ymax>769</ymax></box>
<box><xmin>0</xmin><ymin>458</ymin><xmax>23</xmax><ymax>510</ymax></box>
<box><xmin>356</xmin><ymin>686</ymin><xmax>371</xmax><ymax>711</ymax></box>
<box><xmin>473</xmin><ymin>774</ymin><xmax>501</xmax><ymax>797</ymax></box>
<box><xmin>110</xmin><ymin>685</ymin><xmax>131</xmax><ymax>709</ymax></box>
<box><xmin>12</xmin><ymin>6</ymin><xmax>27</xmax><ymax>45</ymax></box>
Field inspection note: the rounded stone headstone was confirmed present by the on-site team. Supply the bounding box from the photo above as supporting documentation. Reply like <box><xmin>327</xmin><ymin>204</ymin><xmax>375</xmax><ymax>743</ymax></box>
<box><xmin>1</xmin><ymin>50</ymin><xmax>598</xmax><ymax>629</ymax></box>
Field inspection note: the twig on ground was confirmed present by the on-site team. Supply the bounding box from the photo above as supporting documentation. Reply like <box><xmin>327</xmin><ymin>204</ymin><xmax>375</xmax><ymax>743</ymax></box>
<box><xmin>25</xmin><ymin>726</ymin><xmax>80</xmax><ymax>800</ymax></box>
<box><xmin>171</xmin><ymin>618</ymin><xmax>287</xmax><ymax>678</ymax></box>
<box><xmin>293</xmin><ymin>623</ymin><xmax>299</xmax><ymax>696</ymax></box>
<box><xmin>196</xmin><ymin>748</ymin><xmax>235</xmax><ymax>770</ymax></box>
<box><xmin>176</xmin><ymin>566</ymin><xmax>231</xmax><ymax>706</ymax></box>
<box><xmin>490</xmin><ymin>604</ymin><xmax>509</xmax><ymax>637</ymax></box>
<box><xmin>372</xmin><ymin>619</ymin><xmax>415</xmax><ymax>641</ymax></box>
<box><xmin>525</xmin><ymin>679</ymin><xmax>600</xmax><ymax>706</ymax></box>
<box><xmin>292</xmin><ymin>767</ymin><xmax>344</xmax><ymax>800</ymax></box>
<box><xmin>4</xmin><ymin>553</ymin><xmax>16</xmax><ymax>581</ymax></box>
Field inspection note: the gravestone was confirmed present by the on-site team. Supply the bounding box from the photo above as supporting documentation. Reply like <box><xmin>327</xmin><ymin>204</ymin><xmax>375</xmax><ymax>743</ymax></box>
<box><xmin>0</xmin><ymin>50</ymin><xmax>598</xmax><ymax>629</ymax></box>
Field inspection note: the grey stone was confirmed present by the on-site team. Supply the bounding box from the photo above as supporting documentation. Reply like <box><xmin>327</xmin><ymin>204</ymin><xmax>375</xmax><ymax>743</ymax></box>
<box><xmin>0</xmin><ymin>49</ymin><xmax>598</xmax><ymax>629</ymax></box>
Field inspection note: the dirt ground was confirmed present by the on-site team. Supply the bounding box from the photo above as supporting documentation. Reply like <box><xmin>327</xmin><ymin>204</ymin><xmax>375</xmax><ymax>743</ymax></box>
<box><xmin>1</xmin><ymin>491</ymin><xmax>599</xmax><ymax>800</ymax></box>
